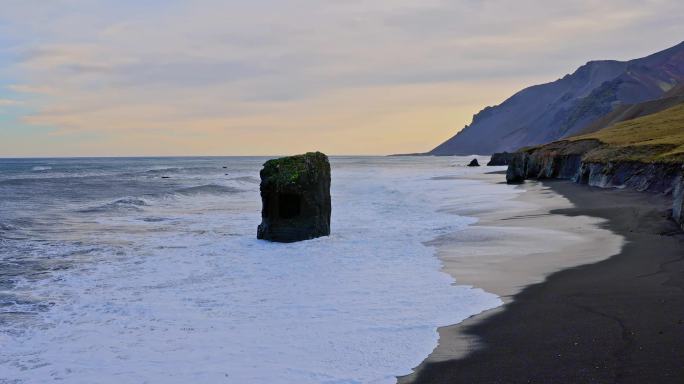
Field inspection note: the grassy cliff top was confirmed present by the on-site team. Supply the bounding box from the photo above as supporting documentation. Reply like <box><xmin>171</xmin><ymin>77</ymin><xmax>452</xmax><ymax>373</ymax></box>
<box><xmin>570</xmin><ymin>103</ymin><xmax>684</xmax><ymax>162</ymax></box>
<box><xmin>261</xmin><ymin>152</ymin><xmax>329</xmax><ymax>186</ymax></box>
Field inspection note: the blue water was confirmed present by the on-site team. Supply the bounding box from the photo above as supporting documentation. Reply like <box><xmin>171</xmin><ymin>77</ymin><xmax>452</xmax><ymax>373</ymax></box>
<box><xmin>0</xmin><ymin>156</ymin><xmax>504</xmax><ymax>383</ymax></box>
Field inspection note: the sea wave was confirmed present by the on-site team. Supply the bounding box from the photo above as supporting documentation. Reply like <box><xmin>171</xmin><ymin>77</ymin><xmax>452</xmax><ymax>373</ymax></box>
<box><xmin>0</xmin><ymin>222</ymin><xmax>17</xmax><ymax>232</ymax></box>
<box><xmin>0</xmin><ymin>156</ymin><xmax>514</xmax><ymax>384</ymax></box>
<box><xmin>144</xmin><ymin>167</ymin><xmax>181</xmax><ymax>175</ymax></box>
<box><xmin>31</xmin><ymin>166</ymin><xmax>52</xmax><ymax>171</ymax></box>
<box><xmin>173</xmin><ymin>184</ymin><xmax>241</xmax><ymax>196</ymax></box>
<box><xmin>143</xmin><ymin>166</ymin><xmax>223</xmax><ymax>176</ymax></box>
<box><xmin>79</xmin><ymin>197</ymin><xmax>151</xmax><ymax>213</ymax></box>
<box><xmin>228</xmin><ymin>176</ymin><xmax>260</xmax><ymax>184</ymax></box>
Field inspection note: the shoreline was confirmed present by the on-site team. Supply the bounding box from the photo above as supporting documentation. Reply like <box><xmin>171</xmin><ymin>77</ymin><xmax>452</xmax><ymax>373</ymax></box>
<box><xmin>401</xmin><ymin>177</ymin><xmax>684</xmax><ymax>383</ymax></box>
<box><xmin>400</xmin><ymin>171</ymin><xmax>624</xmax><ymax>382</ymax></box>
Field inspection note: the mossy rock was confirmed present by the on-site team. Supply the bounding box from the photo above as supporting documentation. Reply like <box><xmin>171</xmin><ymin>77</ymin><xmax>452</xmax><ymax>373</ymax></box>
<box><xmin>257</xmin><ymin>152</ymin><xmax>331</xmax><ymax>243</ymax></box>
<box><xmin>260</xmin><ymin>152</ymin><xmax>329</xmax><ymax>188</ymax></box>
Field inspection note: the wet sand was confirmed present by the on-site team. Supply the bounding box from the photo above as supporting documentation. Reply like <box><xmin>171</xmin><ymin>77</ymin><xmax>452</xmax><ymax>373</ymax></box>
<box><xmin>401</xmin><ymin>175</ymin><xmax>684</xmax><ymax>383</ymax></box>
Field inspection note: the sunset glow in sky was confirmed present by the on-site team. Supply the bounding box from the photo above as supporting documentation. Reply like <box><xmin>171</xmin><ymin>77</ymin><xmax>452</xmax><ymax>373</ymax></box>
<box><xmin>1</xmin><ymin>0</ymin><xmax>683</xmax><ymax>156</ymax></box>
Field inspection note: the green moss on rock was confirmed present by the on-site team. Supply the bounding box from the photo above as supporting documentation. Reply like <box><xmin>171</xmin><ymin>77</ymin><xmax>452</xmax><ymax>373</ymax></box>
<box><xmin>261</xmin><ymin>152</ymin><xmax>329</xmax><ymax>188</ymax></box>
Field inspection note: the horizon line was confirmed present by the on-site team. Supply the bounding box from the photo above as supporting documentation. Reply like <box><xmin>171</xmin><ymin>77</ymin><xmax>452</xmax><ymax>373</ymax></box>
<box><xmin>0</xmin><ymin>153</ymin><xmax>428</xmax><ymax>160</ymax></box>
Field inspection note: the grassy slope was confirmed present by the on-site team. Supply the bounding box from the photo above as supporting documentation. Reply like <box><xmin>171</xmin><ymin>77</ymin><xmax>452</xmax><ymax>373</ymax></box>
<box><xmin>569</xmin><ymin>102</ymin><xmax>684</xmax><ymax>162</ymax></box>
<box><xmin>573</xmin><ymin>91</ymin><xmax>684</xmax><ymax>136</ymax></box>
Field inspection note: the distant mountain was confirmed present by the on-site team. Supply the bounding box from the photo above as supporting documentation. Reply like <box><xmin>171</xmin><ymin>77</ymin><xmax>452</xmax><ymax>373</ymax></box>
<box><xmin>430</xmin><ymin>41</ymin><xmax>684</xmax><ymax>155</ymax></box>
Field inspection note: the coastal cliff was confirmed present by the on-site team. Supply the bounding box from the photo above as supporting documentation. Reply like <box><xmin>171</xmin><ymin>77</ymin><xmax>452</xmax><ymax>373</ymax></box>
<box><xmin>507</xmin><ymin>143</ymin><xmax>683</xmax><ymax>193</ymax></box>
<box><xmin>506</xmin><ymin>103</ymin><xmax>684</xmax><ymax>229</ymax></box>
<box><xmin>486</xmin><ymin>152</ymin><xmax>515</xmax><ymax>166</ymax></box>
<box><xmin>508</xmin><ymin>152</ymin><xmax>684</xmax><ymax>233</ymax></box>
<box><xmin>674</xmin><ymin>174</ymin><xmax>684</xmax><ymax>229</ymax></box>
<box><xmin>507</xmin><ymin>147</ymin><xmax>684</xmax><ymax>230</ymax></box>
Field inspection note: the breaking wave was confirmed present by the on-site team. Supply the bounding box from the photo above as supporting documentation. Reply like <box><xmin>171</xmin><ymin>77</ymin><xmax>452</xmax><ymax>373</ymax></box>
<box><xmin>0</xmin><ymin>222</ymin><xmax>17</xmax><ymax>232</ymax></box>
<box><xmin>173</xmin><ymin>184</ymin><xmax>241</xmax><ymax>196</ymax></box>
<box><xmin>79</xmin><ymin>197</ymin><xmax>151</xmax><ymax>213</ymax></box>
<box><xmin>228</xmin><ymin>176</ymin><xmax>260</xmax><ymax>184</ymax></box>
<box><xmin>144</xmin><ymin>167</ymin><xmax>181</xmax><ymax>175</ymax></box>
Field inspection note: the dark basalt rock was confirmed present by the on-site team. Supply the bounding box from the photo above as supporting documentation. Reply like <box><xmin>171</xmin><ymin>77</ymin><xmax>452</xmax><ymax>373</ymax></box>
<box><xmin>506</xmin><ymin>153</ymin><xmax>527</xmax><ymax>184</ymax></box>
<box><xmin>504</xmin><ymin>140</ymin><xmax>684</xmax><ymax>230</ymax></box>
<box><xmin>257</xmin><ymin>152</ymin><xmax>331</xmax><ymax>243</ymax></box>
<box><xmin>506</xmin><ymin>140</ymin><xmax>602</xmax><ymax>184</ymax></box>
<box><xmin>487</xmin><ymin>152</ymin><xmax>515</xmax><ymax>166</ymax></box>
<box><xmin>467</xmin><ymin>158</ymin><xmax>480</xmax><ymax>167</ymax></box>
<box><xmin>576</xmin><ymin>161</ymin><xmax>682</xmax><ymax>193</ymax></box>
<box><xmin>672</xmin><ymin>167</ymin><xmax>684</xmax><ymax>230</ymax></box>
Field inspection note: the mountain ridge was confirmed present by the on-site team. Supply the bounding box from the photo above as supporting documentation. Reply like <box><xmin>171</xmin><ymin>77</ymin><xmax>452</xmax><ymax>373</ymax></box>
<box><xmin>430</xmin><ymin>41</ymin><xmax>684</xmax><ymax>155</ymax></box>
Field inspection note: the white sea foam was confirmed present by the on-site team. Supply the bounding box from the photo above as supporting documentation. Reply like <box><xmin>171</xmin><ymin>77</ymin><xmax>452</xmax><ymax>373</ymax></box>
<box><xmin>173</xmin><ymin>184</ymin><xmax>242</xmax><ymax>196</ymax></box>
<box><xmin>31</xmin><ymin>166</ymin><xmax>52</xmax><ymax>171</ymax></box>
<box><xmin>0</xmin><ymin>157</ymin><xmax>518</xmax><ymax>383</ymax></box>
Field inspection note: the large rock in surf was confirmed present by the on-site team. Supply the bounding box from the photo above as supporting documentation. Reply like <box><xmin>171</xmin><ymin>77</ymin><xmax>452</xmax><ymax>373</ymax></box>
<box><xmin>467</xmin><ymin>158</ymin><xmax>480</xmax><ymax>167</ymax></box>
<box><xmin>257</xmin><ymin>152</ymin><xmax>331</xmax><ymax>243</ymax></box>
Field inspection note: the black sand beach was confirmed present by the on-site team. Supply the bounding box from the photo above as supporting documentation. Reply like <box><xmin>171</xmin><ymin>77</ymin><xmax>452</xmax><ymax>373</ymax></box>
<box><xmin>406</xmin><ymin>180</ymin><xmax>684</xmax><ymax>383</ymax></box>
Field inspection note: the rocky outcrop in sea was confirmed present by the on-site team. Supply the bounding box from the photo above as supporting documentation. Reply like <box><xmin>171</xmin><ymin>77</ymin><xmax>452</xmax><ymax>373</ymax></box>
<box><xmin>257</xmin><ymin>152</ymin><xmax>331</xmax><ymax>243</ymax></box>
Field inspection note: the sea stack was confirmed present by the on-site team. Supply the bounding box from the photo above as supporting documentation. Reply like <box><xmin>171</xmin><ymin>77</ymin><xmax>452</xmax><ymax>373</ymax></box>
<box><xmin>467</xmin><ymin>158</ymin><xmax>480</xmax><ymax>167</ymax></box>
<box><xmin>257</xmin><ymin>152</ymin><xmax>331</xmax><ymax>243</ymax></box>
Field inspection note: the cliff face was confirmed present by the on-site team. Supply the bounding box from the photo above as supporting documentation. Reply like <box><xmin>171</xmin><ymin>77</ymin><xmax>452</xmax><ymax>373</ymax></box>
<box><xmin>431</xmin><ymin>41</ymin><xmax>684</xmax><ymax>155</ymax></box>
<box><xmin>506</xmin><ymin>142</ymin><xmax>684</xmax><ymax>229</ymax></box>
<box><xmin>487</xmin><ymin>152</ymin><xmax>515</xmax><ymax>166</ymax></box>
<box><xmin>506</xmin><ymin>99</ymin><xmax>684</xmax><ymax>228</ymax></box>
<box><xmin>674</xmin><ymin>174</ymin><xmax>684</xmax><ymax>230</ymax></box>
<box><xmin>508</xmin><ymin>146</ymin><xmax>681</xmax><ymax>191</ymax></box>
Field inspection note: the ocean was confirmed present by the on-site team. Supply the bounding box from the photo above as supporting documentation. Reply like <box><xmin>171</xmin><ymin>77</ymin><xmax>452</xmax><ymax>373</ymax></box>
<box><xmin>0</xmin><ymin>156</ymin><xmax>518</xmax><ymax>383</ymax></box>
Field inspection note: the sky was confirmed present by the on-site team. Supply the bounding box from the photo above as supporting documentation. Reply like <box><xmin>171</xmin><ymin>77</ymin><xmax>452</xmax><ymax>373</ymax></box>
<box><xmin>1</xmin><ymin>0</ymin><xmax>683</xmax><ymax>157</ymax></box>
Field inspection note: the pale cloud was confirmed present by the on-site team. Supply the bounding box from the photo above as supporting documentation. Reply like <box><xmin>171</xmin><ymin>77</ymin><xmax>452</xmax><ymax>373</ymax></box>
<box><xmin>0</xmin><ymin>98</ymin><xmax>21</xmax><ymax>107</ymax></box>
<box><xmin>8</xmin><ymin>84</ymin><xmax>59</xmax><ymax>95</ymax></box>
<box><xmin>1</xmin><ymin>0</ymin><xmax>683</xmax><ymax>156</ymax></box>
